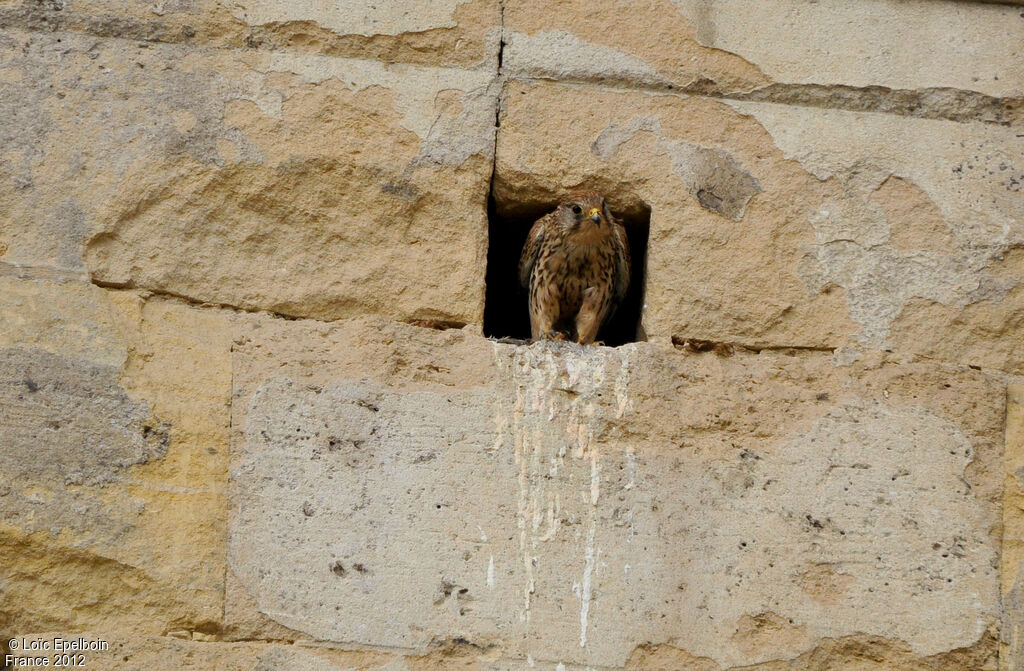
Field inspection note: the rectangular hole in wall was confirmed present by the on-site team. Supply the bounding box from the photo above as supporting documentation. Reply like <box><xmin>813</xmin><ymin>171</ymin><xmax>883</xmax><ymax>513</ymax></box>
<box><xmin>484</xmin><ymin>191</ymin><xmax>650</xmax><ymax>347</ymax></box>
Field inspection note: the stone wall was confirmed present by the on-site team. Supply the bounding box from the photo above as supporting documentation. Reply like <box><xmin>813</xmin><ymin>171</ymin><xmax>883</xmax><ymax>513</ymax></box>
<box><xmin>1</xmin><ymin>0</ymin><xmax>1022</xmax><ymax>669</ymax></box>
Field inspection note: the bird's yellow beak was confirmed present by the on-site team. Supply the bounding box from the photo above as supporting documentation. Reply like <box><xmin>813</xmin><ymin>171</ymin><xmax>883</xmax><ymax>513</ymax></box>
<box><xmin>587</xmin><ymin>207</ymin><xmax>602</xmax><ymax>224</ymax></box>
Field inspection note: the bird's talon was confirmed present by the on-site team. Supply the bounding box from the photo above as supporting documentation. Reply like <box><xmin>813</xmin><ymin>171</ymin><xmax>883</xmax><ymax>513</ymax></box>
<box><xmin>541</xmin><ymin>329</ymin><xmax>567</xmax><ymax>341</ymax></box>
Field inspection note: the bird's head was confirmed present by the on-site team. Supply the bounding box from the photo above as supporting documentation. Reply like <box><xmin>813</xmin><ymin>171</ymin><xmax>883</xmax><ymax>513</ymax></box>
<box><xmin>559</xmin><ymin>190</ymin><xmax>610</xmax><ymax>230</ymax></box>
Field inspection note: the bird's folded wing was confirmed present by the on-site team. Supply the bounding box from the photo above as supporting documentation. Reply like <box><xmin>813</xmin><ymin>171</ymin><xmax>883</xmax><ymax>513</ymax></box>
<box><xmin>519</xmin><ymin>216</ymin><xmax>548</xmax><ymax>288</ymax></box>
<box><xmin>613</xmin><ymin>222</ymin><xmax>631</xmax><ymax>303</ymax></box>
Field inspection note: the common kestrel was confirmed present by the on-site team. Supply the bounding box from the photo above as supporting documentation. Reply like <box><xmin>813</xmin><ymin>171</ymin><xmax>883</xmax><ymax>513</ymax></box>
<box><xmin>519</xmin><ymin>191</ymin><xmax>631</xmax><ymax>344</ymax></box>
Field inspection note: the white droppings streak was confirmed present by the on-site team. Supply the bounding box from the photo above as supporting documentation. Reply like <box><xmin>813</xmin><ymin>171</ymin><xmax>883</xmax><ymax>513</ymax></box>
<box><xmin>491</xmin><ymin>405</ymin><xmax>506</xmax><ymax>452</ymax></box>
<box><xmin>579</xmin><ymin>521</ymin><xmax>597</xmax><ymax>647</ymax></box>
<box><xmin>539</xmin><ymin>494</ymin><xmax>560</xmax><ymax>542</ymax></box>
<box><xmin>493</xmin><ymin>342</ymin><xmax>634</xmax><ymax>650</ymax></box>
<box><xmin>614</xmin><ymin>345</ymin><xmax>634</xmax><ymax>418</ymax></box>
<box><xmin>624</xmin><ymin>445</ymin><xmax>636</xmax><ymax>490</ymax></box>
<box><xmin>487</xmin><ymin>555</ymin><xmax>495</xmax><ymax>589</ymax></box>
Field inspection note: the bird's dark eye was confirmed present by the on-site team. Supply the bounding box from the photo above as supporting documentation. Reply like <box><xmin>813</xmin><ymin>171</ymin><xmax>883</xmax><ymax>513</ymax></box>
<box><xmin>570</xmin><ymin>204</ymin><xmax>582</xmax><ymax>215</ymax></box>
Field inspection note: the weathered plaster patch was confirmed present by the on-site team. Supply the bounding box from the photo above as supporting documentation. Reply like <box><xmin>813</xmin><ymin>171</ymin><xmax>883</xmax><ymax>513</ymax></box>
<box><xmin>800</xmin><ymin>225</ymin><xmax>1013</xmax><ymax>347</ymax></box>
<box><xmin>231</xmin><ymin>0</ymin><xmax>473</xmax><ymax>38</ymax></box>
<box><xmin>62</xmin><ymin>35</ymin><xmax>267</xmax><ymax>170</ymax></box>
<box><xmin>669</xmin><ymin>0</ymin><xmax>1024</xmax><ymax>97</ymax></box>
<box><xmin>503</xmin><ymin>30</ymin><xmax>669</xmax><ymax>88</ymax></box>
<box><xmin>592</xmin><ymin>116</ymin><xmax>761</xmax><ymax>220</ymax></box>
<box><xmin>252</xmin><ymin>646</ymin><xmax>349</xmax><ymax>671</ymax></box>
<box><xmin>0</xmin><ymin>32</ymin><xmax>51</xmax><ymax>189</ymax></box>
<box><xmin>798</xmin><ymin>180</ymin><xmax>1016</xmax><ymax>347</ymax></box>
<box><xmin>730</xmin><ymin>398</ymin><xmax>994</xmax><ymax>659</ymax></box>
<box><xmin>230</xmin><ymin>376</ymin><xmax>511</xmax><ymax>650</ymax></box>
<box><xmin>265</xmin><ymin>52</ymin><xmax>497</xmax><ymax>166</ymax></box>
<box><xmin>870</xmin><ymin>176</ymin><xmax>956</xmax><ymax>254</ymax></box>
<box><xmin>72</xmin><ymin>40</ymin><xmax>493</xmax><ymax>323</ymax></box>
<box><xmin>7</xmin><ymin>27</ymin><xmax>271</xmax><ymax>188</ymax></box>
<box><xmin>0</xmin><ymin>347</ymin><xmax>169</xmax><ymax>540</ymax></box>
<box><xmin>44</xmin><ymin>199</ymin><xmax>89</xmax><ymax>270</ymax></box>
<box><xmin>725</xmin><ymin>100</ymin><xmax>1023</xmax><ymax>348</ymax></box>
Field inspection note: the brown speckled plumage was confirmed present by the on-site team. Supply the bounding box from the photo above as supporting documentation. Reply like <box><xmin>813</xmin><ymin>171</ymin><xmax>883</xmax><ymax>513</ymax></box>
<box><xmin>519</xmin><ymin>191</ymin><xmax>631</xmax><ymax>344</ymax></box>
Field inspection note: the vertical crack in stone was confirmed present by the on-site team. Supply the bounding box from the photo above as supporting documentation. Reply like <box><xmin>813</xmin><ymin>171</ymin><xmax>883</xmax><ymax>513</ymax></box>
<box><xmin>487</xmin><ymin>0</ymin><xmax>507</xmax><ymax>206</ymax></box>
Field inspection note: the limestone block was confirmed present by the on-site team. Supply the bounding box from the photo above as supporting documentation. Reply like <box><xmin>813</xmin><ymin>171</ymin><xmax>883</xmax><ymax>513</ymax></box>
<box><xmin>669</xmin><ymin>0</ymin><xmax>1024</xmax><ymax>98</ymax></box>
<box><xmin>727</xmin><ymin>100</ymin><xmax>1024</xmax><ymax>374</ymax></box>
<box><xmin>0</xmin><ymin>277</ymin><xmax>232</xmax><ymax>634</ymax></box>
<box><xmin>502</xmin><ymin>0</ymin><xmax>768</xmax><ymax>93</ymax></box>
<box><xmin>0</xmin><ymin>28</ymin><xmax>496</xmax><ymax>324</ymax></box>
<box><xmin>229</xmin><ymin>318</ymin><xmax>1002</xmax><ymax>669</ymax></box>
<box><xmin>0</xmin><ymin>0</ymin><xmax>501</xmax><ymax>68</ymax></box>
<box><xmin>494</xmin><ymin>80</ymin><xmax>1024</xmax><ymax>372</ymax></box>
<box><xmin>503</xmin><ymin>0</ymin><xmax>1024</xmax><ymax>102</ymax></box>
